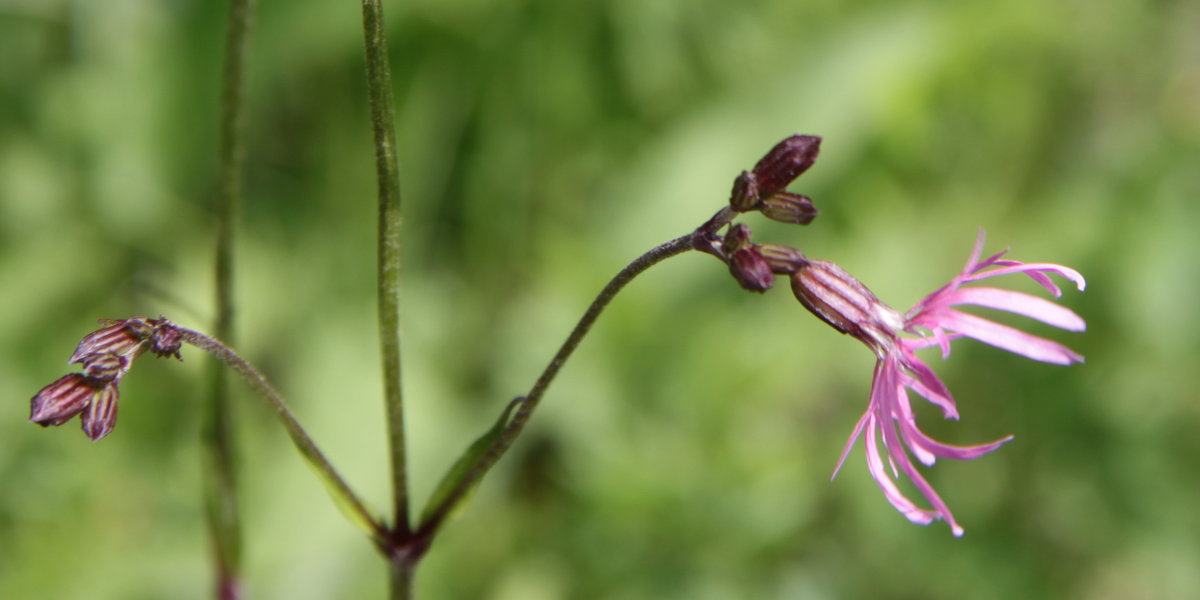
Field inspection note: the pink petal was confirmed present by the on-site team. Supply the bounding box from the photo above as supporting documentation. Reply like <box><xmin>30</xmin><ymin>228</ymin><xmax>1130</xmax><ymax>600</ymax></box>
<box><xmin>831</xmin><ymin>410</ymin><xmax>870</xmax><ymax>481</ymax></box>
<box><xmin>898</xmin><ymin>351</ymin><xmax>958</xmax><ymax>419</ymax></box>
<box><xmin>864</xmin><ymin>419</ymin><xmax>937</xmax><ymax>527</ymax></box>
<box><xmin>878</xmin><ymin>417</ymin><xmax>964</xmax><ymax>536</ymax></box>
<box><xmin>940</xmin><ymin>287</ymin><xmax>1087</xmax><ymax>331</ymax></box>
<box><xmin>966</xmin><ymin>263</ymin><xmax>1086</xmax><ymax>294</ymax></box>
<box><xmin>934</xmin><ymin>310</ymin><xmax>1085</xmax><ymax>365</ymax></box>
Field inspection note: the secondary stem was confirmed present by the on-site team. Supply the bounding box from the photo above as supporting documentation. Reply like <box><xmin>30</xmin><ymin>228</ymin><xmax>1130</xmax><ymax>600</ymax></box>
<box><xmin>207</xmin><ymin>0</ymin><xmax>255</xmax><ymax>596</ymax></box>
<box><xmin>416</xmin><ymin>232</ymin><xmax>700</xmax><ymax>539</ymax></box>
<box><xmin>180</xmin><ymin>328</ymin><xmax>389</xmax><ymax>544</ymax></box>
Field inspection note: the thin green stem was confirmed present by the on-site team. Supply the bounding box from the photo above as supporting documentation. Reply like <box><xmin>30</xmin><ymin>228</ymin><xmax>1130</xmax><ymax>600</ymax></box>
<box><xmin>416</xmin><ymin>233</ymin><xmax>699</xmax><ymax>539</ymax></box>
<box><xmin>206</xmin><ymin>0</ymin><xmax>255</xmax><ymax>597</ymax></box>
<box><xmin>180</xmin><ymin>328</ymin><xmax>390</xmax><ymax>544</ymax></box>
<box><xmin>360</xmin><ymin>0</ymin><xmax>409</xmax><ymax>542</ymax></box>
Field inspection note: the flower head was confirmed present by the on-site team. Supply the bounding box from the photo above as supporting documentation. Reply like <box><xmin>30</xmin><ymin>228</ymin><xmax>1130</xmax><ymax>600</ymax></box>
<box><xmin>31</xmin><ymin>316</ymin><xmax>182</xmax><ymax>441</ymax></box>
<box><xmin>791</xmin><ymin>231</ymin><xmax>1085</xmax><ymax>536</ymax></box>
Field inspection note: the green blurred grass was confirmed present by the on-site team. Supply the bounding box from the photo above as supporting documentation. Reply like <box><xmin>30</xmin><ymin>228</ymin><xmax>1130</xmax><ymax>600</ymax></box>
<box><xmin>1</xmin><ymin>0</ymin><xmax>1198</xmax><ymax>598</ymax></box>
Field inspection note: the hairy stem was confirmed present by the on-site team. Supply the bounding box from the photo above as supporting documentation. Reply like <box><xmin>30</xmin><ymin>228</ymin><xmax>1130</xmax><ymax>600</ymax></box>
<box><xmin>416</xmin><ymin>233</ymin><xmax>699</xmax><ymax>538</ymax></box>
<box><xmin>206</xmin><ymin>0</ymin><xmax>255</xmax><ymax>597</ymax></box>
<box><xmin>361</xmin><ymin>0</ymin><xmax>410</xmax><ymax>544</ymax></box>
<box><xmin>180</xmin><ymin>328</ymin><xmax>389</xmax><ymax>544</ymax></box>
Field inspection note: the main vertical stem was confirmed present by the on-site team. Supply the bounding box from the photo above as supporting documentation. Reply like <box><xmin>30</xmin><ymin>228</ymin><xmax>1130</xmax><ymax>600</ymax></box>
<box><xmin>207</xmin><ymin>0</ymin><xmax>255</xmax><ymax>598</ymax></box>
<box><xmin>361</xmin><ymin>3</ymin><xmax>412</xmax><ymax>597</ymax></box>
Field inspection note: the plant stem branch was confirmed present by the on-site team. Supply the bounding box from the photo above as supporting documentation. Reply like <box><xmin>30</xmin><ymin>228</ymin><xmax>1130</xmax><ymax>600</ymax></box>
<box><xmin>416</xmin><ymin>232</ymin><xmax>699</xmax><ymax>538</ymax></box>
<box><xmin>180</xmin><ymin>328</ymin><xmax>389</xmax><ymax>544</ymax></box>
<box><xmin>361</xmin><ymin>0</ymin><xmax>410</xmax><ymax>543</ymax></box>
<box><xmin>206</xmin><ymin>0</ymin><xmax>255</xmax><ymax>596</ymax></box>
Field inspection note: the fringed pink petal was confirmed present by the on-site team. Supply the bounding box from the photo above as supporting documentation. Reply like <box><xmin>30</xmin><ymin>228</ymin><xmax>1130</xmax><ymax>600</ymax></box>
<box><xmin>941</xmin><ymin>287</ymin><xmax>1087</xmax><ymax>331</ymax></box>
<box><xmin>935</xmin><ymin>310</ymin><xmax>1085</xmax><ymax>365</ymax></box>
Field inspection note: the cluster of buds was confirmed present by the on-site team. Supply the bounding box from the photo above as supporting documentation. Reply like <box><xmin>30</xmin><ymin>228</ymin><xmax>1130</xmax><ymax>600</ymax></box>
<box><xmin>729</xmin><ymin>134</ymin><xmax>820</xmax><ymax>225</ymax></box>
<box><xmin>708</xmin><ymin>134</ymin><xmax>823</xmax><ymax>293</ymax></box>
<box><xmin>30</xmin><ymin>317</ymin><xmax>184</xmax><ymax>441</ymax></box>
<box><xmin>720</xmin><ymin>223</ymin><xmax>809</xmax><ymax>293</ymax></box>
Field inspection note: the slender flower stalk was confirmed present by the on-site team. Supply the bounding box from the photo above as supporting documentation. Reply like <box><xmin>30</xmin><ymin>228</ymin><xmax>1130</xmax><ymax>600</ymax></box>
<box><xmin>792</xmin><ymin>231</ymin><xmax>1086</xmax><ymax>536</ymax></box>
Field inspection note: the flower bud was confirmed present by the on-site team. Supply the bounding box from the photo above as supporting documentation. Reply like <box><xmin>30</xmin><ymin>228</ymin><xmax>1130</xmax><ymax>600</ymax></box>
<box><xmin>30</xmin><ymin>374</ymin><xmax>104</xmax><ymax>427</ymax></box>
<box><xmin>758</xmin><ymin>244</ymin><xmax>809</xmax><ymax>274</ymax></box>
<box><xmin>760</xmin><ymin>192</ymin><xmax>818</xmax><ymax>225</ymax></box>
<box><xmin>729</xmin><ymin>171</ymin><xmax>761</xmax><ymax>212</ymax></box>
<box><xmin>790</xmin><ymin>260</ymin><xmax>903</xmax><ymax>355</ymax></box>
<box><xmin>721</xmin><ymin>223</ymin><xmax>753</xmax><ymax>256</ymax></box>
<box><xmin>729</xmin><ymin>247</ymin><xmax>776</xmax><ymax>292</ymax></box>
<box><xmin>752</xmin><ymin>135</ymin><xmax>821</xmax><ymax>196</ymax></box>
<box><xmin>81</xmin><ymin>353</ymin><xmax>128</xmax><ymax>382</ymax></box>
<box><xmin>70</xmin><ymin>318</ymin><xmax>151</xmax><ymax>365</ymax></box>
<box><xmin>80</xmin><ymin>384</ymin><xmax>119</xmax><ymax>441</ymax></box>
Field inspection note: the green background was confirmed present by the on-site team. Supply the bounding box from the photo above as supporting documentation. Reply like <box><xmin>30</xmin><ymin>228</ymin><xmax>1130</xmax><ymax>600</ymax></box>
<box><xmin>2</xmin><ymin>0</ymin><xmax>1197</xmax><ymax>598</ymax></box>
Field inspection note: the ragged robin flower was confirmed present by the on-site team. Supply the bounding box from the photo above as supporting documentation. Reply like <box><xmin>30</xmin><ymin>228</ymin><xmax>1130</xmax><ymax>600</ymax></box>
<box><xmin>30</xmin><ymin>316</ymin><xmax>183</xmax><ymax>441</ymax></box>
<box><xmin>790</xmin><ymin>231</ymin><xmax>1085</xmax><ymax>536</ymax></box>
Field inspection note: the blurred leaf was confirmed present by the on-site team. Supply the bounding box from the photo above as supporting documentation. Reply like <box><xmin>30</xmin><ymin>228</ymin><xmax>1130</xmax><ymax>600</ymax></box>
<box><xmin>418</xmin><ymin>396</ymin><xmax>522</xmax><ymax>527</ymax></box>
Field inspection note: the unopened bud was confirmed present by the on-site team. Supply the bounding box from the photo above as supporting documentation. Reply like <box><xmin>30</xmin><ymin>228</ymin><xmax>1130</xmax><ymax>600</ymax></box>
<box><xmin>761</xmin><ymin>192</ymin><xmax>818</xmax><ymax>225</ymax></box>
<box><xmin>81</xmin><ymin>353</ymin><xmax>128</xmax><ymax>382</ymax></box>
<box><xmin>721</xmin><ymin>223</ymin><xmax>753</xmax><ymax>256</ymax></box>
<box><xmin>790</xmin><ymin>260</ymin><xmax>902</xmax><ymax>355</ymax></box>
<box><xmin>752</xmin><ymin>135</ymin><xmax>821</xmax><ymax>196</ymax></box>
<box><xmin>81</xmin><ymin>384</ymin><xmax>119</xmax><ymax>441</ymax></box>
<box><xmin>729</xmin><ymin>247</ymin><xmax>776</xmax><ymax>292</ymax></box>
<box><xmin>70</xmin><ymin>318</ymin><xmax>151</xmax><ymax>365</ymax></box>
<box><xmin>729</xmin><ymin>171</ymin><xmax>761</xmax><ymax>212</ymax></box>
<box><xmin>758</xmin><ymin>244</ymin><xmax>808</xmax><ymax>274</ymax></box>
<box><xmin>30</xmin><ymin>374</ymin><xmax>103</xmax><ymax>427</ymax></box>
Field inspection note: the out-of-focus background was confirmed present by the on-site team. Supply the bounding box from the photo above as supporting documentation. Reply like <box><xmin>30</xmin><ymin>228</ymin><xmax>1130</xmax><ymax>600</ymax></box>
<box><xmin>2</xmin><ymin>0</ymin><xmax>1197</xmax><ymax>598</ymax></box>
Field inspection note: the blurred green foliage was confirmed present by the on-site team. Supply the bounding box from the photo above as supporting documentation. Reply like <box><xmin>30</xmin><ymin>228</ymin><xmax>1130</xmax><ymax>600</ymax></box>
<box><xmin>2</xmin><ymin>0</ymin><xmax>1198</xmax><ymax>598</ymax></box>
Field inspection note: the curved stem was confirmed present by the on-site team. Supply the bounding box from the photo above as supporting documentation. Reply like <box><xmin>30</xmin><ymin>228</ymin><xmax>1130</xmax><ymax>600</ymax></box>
<box><xmin>179</xmin><ymin>328</ymin><xmax>389</xmax><ymax>544</ymax></box>
<box><xmin>416</xmin><ymin>232</ymin><xmax>698</xmax><ymax>539</ymax></box>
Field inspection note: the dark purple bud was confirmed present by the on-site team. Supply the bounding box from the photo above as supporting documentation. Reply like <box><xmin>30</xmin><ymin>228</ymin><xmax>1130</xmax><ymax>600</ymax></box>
<box><xmin>729</xmin><ymin>247</ymin><xmax>775</xmax><ymax>292</ymax></box>
<box><xmin>80</xmin><ymin>384</ymin><xmax>119</xmax><ymax>441</ymax></box>
<box><xmin>81</xmin><ymin>353</ymin><xmax>128</xmax><ymax>382</ymax></box>
<box><xmin>721</xmin><ymin>223</ymin><xmax>753</xmax><ymax>256</ymax></box>
<box><xmin>30</xmin><ymin>374</ymin><xmax>102</xmax><ymax>427</ymax></box>
<box><xmin>758</xmin><ymin>244</ymin><xmax>809</xmax><ymax>274</ymax></box>
<box><xmin>761</xmin><ymin>192</ymin><xmax>818</xmax><ymax>225</ymax></box>
<box><xmin>752</xmin><ymin>135</ymin><xmax>821</xmax><ymax>196</ymax></box>
<box><xmin>729</xmin><ymin>171</ymin><xmax>761</xmax><ymax>212</ymax></box>
<box><xmin>790</xmin><ymin>260</ymin><xmax>902</xmax><ymax>355</ymax></box>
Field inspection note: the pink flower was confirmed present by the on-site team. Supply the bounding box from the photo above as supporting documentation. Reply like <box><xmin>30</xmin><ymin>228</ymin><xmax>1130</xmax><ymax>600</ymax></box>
<box><xmin>792</xmin><ymin>231</ymin><xmax>1085</xmax><ymax>536</ymax></box>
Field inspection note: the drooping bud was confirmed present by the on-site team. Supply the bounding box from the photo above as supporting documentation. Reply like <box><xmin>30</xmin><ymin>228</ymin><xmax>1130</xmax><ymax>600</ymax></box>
<box><xmin>80</xmin><ymin>384</ymin><xmax>119</xmax><ymax>441</ymax></box>
<box><xmin>758</xmin><ymin>244</ymin><xmax>809</xmax><ymax>275</ymax></box>
<box><xmin>729</xmin><ymin>247</ymin><xmax>776</xmax><ymax>292</ymax></box>
<box><xmin>81</xmin><ymin>353</ymin><xmax>128</xmax><ymax>382</ymax></box>
<box><xmin>70</xmin><ymin>318</ymin><xmax>152</xmax><ymax>365</ymax></box>
<box><xmin>790</xmin><ymin>260</ymin><xmax>903</xmax><ymax>356</ymax></box>
<box><xmin>751</xmin><ymin>135</ymin><xmax>821</xmax><ymax>196</ymax></box>
<box><xmin>30</xmin><ymin>374</ymin><xmax>104</xmax><ymax>427</ymax></box>
<box><xmin>760</xmin><ymin>192</ymin><xmax>818</xmax><ymax>225</ymax></box>
<box><xmin>729</xmin><ymin>171</ymin><xmax>761</xmax><ymax>212</ymax></box>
